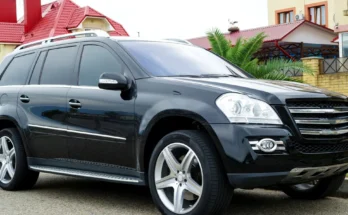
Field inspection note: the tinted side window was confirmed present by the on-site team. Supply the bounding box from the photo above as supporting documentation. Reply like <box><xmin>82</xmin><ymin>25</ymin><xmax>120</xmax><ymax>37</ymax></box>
<box><xmin>79</xmin><ymin>45</ymin><xmax>123</xmax><ymax>86</ymax></box>
<box><xmin>40</xmin><ymin>46</ymin><xmax>77</xmax><ymax>85</ymax></box>
<box><xmin>0</xmin><ymin>53</ymin><xmax>35</xmax><ymax>86</ymax></box>
<box><xmin>30</xmin><ymin>51</ymin><xmax>47</xmax><ymax>84</ymax></box>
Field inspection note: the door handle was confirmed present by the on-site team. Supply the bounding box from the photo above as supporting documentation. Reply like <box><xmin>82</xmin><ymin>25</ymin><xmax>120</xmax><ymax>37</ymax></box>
<box><xmin>19</xmin><ymin>95</ymin><xmax>30</xmax><ymax>103</ymax></box>
<box><xmin>69</xmin><ymin>99</ymin><xmax>82</xmax><ymax>109</ymax></box>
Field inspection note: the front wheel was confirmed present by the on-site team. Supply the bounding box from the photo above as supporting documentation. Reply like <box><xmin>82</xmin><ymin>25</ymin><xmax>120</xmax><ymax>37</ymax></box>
<box><xmin>148</xmin><ymin>130</ymin><xmax>233</xmax><ymax>215</ymax></box>
<box><xmin>280</xmin><ymin>173</ymin><xmax>346</xmax><ymax>200</ymax></box>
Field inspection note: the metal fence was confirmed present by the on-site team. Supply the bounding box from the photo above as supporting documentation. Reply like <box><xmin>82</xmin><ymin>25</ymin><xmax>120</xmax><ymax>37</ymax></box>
<box><xmin>323</xmin><ymin>58</ymin><xmax>348</xmax><ymax>74</ymax></box>
<box><xmin>283</xmin><ymin>68</ymin><xmax>303</xmax><ymax>77</ymax></box>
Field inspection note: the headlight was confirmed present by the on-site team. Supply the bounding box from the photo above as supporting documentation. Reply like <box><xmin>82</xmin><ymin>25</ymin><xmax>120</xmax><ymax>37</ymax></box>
<box><xmin>216</xmin><ymin>93</ymin><xmax>282</xmax><ymax>125</ymax></box>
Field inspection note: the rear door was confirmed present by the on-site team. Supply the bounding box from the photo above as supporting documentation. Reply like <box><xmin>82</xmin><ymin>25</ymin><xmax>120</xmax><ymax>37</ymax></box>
<box><xmin>66</xmin><ymin>42</ymin><xmax>135</xmax><ymax>168</ymax></box>
<box><xmin>0</xmin><ymin>52</ymin><xmax>37</xmax><ymax>129</ymax></box>
<box><xmin>17</xmin><ymin>44</ymin><xmax>80</xmax><ymax>160</ymax></box>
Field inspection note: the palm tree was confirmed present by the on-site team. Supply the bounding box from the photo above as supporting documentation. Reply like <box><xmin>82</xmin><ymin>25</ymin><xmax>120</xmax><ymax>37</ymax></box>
<box><xmin>207</xmin><ymin>29</ymin><xmax>312</xmax><ymax>81</ymax></box>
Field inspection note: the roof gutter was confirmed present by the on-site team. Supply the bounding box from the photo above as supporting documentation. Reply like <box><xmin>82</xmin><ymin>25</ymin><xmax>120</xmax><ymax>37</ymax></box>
<box><xmin>275</xmin><ymin>41</ymin><xmax>296</xmax><ymax>61</ymax></box>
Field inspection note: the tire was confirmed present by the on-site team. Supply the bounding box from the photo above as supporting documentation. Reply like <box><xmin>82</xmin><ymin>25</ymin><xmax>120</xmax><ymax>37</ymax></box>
<box><xmin>280</xmin><ymin>173</ymin><xmax>346</xmax><ymax>200</ymax></box>
<box><xmin>148</xmin><ymin>130</ymin><xmax>233</xmax><ymax>215</ymax></box>
<box><xmin>0</xmin><ymin>128</ymin><xmax>39</xmax><ymax>191</ymax></box>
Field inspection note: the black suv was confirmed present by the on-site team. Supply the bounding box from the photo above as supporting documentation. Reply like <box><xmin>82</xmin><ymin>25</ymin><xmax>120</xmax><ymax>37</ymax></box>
<box><xmin>0</xmin><ymin>31</ymin><xmax>347</xmax><ymax>215</ymax></box>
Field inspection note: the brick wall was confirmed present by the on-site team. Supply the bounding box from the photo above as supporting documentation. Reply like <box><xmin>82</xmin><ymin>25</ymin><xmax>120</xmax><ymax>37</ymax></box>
<box><xmin>302</xmin><ymin>57</ymin><xmax>348</xmax><ymax>95</ymax></box>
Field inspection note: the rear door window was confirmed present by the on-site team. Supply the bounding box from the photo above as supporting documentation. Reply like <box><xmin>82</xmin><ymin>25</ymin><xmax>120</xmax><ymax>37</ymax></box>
<box><xmin>40</xmin><ymin>46</ymin><xmax>78</xmax><ymax>85</ymax></box>
<box><xmin>0</xmin><ymin>53</ymin><xmax>36</xmax><ymax>86</ymax></box>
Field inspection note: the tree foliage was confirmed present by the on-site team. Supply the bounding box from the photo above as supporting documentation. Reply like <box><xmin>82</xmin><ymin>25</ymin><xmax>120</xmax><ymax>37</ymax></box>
<box><xmin>207</xmin><ymin>29</ymin><xmax>312</xmax><ymax>81</ymax></box>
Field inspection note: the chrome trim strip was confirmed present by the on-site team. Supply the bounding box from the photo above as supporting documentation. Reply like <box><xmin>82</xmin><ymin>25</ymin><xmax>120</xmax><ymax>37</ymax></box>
<box><xmin>289</xmin><ymin>108</ymin><xmax>348</xmax><ymax>114</ymax></box>
<box><xmin>28</xmin><ymin>124</ymin><xmax>66</xmax><ymax>132</ymax></box>
<box><xmin>300</xmin><ymin>128</ymin><xmax>348</xmax><ymax>136</ymax></box>
<box><xmin>249</xmin><ymin>140</ymin><xmax>286</xmax><ymax>151</ymax></box>
<box><xmin>29</xmin><ymin>165</ymin><xmax>139</xmax><ymax>183</ymax></box>
<box><xmin>28</xmin><ymin>124</ymin><xmax>126</xmax><ymax>140</ymax></box>
<box><xmin>295</xmin><ymin>118</ymin><xmax>348</xmax><ymax>125</ymax></box>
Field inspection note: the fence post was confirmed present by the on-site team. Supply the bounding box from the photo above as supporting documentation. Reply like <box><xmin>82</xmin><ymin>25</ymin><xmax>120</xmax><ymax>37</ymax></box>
<box><xmin>301</xmin><ymin>57</ymin><xmax>324</xmax><ymax>87</ymax></box>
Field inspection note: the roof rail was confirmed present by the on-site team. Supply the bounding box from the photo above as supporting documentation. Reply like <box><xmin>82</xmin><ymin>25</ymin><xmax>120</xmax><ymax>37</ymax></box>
<box><xmin>15</xmin><ymin>30</ymin><xmax>110</xmax><ymax>52</ymax></box>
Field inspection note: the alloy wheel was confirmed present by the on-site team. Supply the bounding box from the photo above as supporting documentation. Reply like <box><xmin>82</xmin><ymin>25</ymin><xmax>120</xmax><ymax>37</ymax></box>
<box><xmin>154</xmin><ymin>143</ymin><xmax>203</xmax><ymax>214</ymax></box>
<box><xmin>0</xmin><ymin>136</ymin><xmax>16</xmax><ymax>184</ymax></box>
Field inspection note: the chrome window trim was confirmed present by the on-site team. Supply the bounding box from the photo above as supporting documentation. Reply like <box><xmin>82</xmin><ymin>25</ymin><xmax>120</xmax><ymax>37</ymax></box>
<box><xmin>28</xmin><ymin>124</ymin><xmax>126</xmax><ymax>140</ymax></box>
<box><xmin>0</xmin><ymin>85</ymin><xmax>100</xmax><ymax>89</ymax></box>
<box><xmin>289</xmin><ymin>108</ymin><xmax>348</xmax><ymax>114</ymax></box>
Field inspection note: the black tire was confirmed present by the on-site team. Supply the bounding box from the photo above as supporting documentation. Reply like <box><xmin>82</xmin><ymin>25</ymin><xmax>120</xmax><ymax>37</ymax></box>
<box><xmin>148</xmin><ymin>130</ymin><xmax>233</xmax><ymax>215</ymax></box>
<box><xmin>280</xmin><ymin>173</ymin><xmax>346</xmax><ymax>200</ymax></box>
<box><xmin>0</xmin><ymin>128</ymin><xmax>39</xmax><ymax>191</ymax></box>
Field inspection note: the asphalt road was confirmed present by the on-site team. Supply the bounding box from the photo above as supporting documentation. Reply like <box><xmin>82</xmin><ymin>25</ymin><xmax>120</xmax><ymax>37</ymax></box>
<box><xmin>1</xmin><ymin>173</ymin><xmax>348</xmax><ymax>215</ymax></box>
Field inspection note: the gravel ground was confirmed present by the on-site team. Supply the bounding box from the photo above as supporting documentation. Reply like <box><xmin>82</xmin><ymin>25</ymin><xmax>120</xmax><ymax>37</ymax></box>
<box><xmin>1</xmin><ymin>173</ymin><xmax>348</xmax><ymax>215</ymax></box>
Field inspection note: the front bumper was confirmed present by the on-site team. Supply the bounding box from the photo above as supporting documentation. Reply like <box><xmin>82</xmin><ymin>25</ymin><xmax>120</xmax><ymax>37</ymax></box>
<box><xmin>211</xmin><ymin>124</ymin><xmax>348</xmax><ymax>188</ymax></box>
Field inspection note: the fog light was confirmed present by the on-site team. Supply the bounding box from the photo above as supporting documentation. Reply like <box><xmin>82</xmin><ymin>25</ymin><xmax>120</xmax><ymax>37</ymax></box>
<box><xmin>257</xmin><ymin>139</ymin><xmax>278</xmax><ymax>153</ymax></box>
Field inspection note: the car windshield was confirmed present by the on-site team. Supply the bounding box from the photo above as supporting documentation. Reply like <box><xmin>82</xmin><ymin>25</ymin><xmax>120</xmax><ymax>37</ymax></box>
<box><xmin>119</xmin><ymin>41</ymin><xmax>250</xmax><ymax>78</ymax></box>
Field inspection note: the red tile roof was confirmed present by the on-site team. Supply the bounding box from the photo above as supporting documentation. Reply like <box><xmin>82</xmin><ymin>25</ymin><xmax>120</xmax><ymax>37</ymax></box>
<box><xmin>188</xmin><ymin>20</ymin><xmax>334</xmax><ymax>49</ymax></box>
<box><xmin>0</xmin><ymin>22</ymin><xmax>24</xmax><ymax>43</ymax></box>
<box><xmin>0</xmin><ymin>0</ymin><xmax>128</xmax><ymax>43</ymax></box>
<box><xmin>67</xmin><ymin>6</ymin><xmax>128</xmax><ymax>36</ymax></box>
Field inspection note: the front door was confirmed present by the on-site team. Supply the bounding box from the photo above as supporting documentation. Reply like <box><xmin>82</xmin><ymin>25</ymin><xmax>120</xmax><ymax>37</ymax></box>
<box><xmin>66</xmin><ymin>43</ymin><xmax>135</xmax><ymax>169</ymax></box>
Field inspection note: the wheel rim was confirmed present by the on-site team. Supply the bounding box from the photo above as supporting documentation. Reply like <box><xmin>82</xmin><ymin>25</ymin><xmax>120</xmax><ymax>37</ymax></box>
<box><xmin>292</xmin><ymin>180</ymin><xmax>319</xmax><ymax>191</ymax></box>
<box><xmin>154</xmin><ymin>143</ymin><xmax>203</xmax><ymax>214</ymax></box>
<box><xmin>0</xmin><ymin>136</ymin><xmax>16</xmax><ymax>184</ymax></box>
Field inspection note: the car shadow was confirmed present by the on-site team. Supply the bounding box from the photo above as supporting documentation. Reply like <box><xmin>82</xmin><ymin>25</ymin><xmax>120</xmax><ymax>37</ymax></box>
<box><xmin>30</xmin><ymin>174</ymin><xmax>346</xmax><ymax>215</ymax></box>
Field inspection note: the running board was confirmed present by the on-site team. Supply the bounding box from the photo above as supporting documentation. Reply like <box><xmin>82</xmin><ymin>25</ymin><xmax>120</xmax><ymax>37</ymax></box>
<box><xmin>29</xmin><ymin>165</ymin><xmax>143</xmax><ymax>185</ymax></box>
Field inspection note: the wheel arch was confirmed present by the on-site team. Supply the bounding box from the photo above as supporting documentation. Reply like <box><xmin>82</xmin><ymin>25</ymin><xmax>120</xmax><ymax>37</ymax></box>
<box><xmin>0</xmin><ymin>116</ymin><xmax>28</xmax><ymax>155</ymax></box>
<box><xmin>138</xmin><ymin>109</ymin><xmax>229</xmax><ymax>176</ymax></box>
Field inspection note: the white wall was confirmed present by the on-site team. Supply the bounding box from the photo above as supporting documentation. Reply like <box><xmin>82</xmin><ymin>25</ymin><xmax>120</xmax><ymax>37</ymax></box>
<box><xmin>282</xmin><ymin>24</ymin><xmax>337</xmax><ymax>45</ymax></box>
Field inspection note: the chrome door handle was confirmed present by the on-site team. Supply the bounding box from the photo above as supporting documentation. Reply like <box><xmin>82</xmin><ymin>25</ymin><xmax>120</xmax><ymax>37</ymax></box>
<box><xmin>69</xmin><ymin>99</ymin><xmax>81</xmax><ymax>108</ymax></box>
<box><xmin>19</xmin><ymin>95</ymin><xmax>30</xmax><ymax>103</ymax></box>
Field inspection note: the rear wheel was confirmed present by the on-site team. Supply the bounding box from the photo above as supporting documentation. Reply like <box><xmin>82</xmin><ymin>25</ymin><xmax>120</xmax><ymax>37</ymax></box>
<box><xmin>280</xmin><ymin>174</ymin><xmax>345</xmax><ymax>199</ymax></box>
<box><xmin>148</xmin><ymin>130</ymin><xmax>233</xmax><ymax>215</ymax></box>
<box><xmin>0</xmin><ymin>128</ymin><xmax>39</xmax><ymax>191</ymax></box>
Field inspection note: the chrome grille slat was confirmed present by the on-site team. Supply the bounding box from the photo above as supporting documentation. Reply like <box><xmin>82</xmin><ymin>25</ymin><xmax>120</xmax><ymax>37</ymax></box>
<box><xmin>300</xmin><ymin>128</ymin><xmax>348</xmax><ymax>136</ymax></box>
<box><xmin>289</xmin><ymin>108</ymin><xmax>348</xmax><ymax>114</ymax></box>
<box><xmin>295</xmin><ymin>118</ymin><xmax>348</xmax><ymax>125</ymax></box>
<box><xmin>287</xmin><ymin>99</ymin><xmax>348</xmax><ymax>138</ymax></box>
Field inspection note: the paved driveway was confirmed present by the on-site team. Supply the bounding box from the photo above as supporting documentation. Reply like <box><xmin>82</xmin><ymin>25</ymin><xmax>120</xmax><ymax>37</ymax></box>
<box><xmin>1</xmin><ymin>173</ymin><xmax>348</xmax><ymax>215</ymax></box>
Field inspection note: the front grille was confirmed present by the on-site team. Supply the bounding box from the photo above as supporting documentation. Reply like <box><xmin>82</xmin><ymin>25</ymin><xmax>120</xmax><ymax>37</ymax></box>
<box><xmin>287</xmin><ymin>99</ymin><xmax>348</xmax><ymax>142</ymax></box>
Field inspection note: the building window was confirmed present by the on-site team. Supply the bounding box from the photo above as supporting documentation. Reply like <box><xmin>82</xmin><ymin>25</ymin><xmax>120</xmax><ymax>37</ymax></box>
<box><xmin>305</xmin><ymin>2</ymin><xmax>327</xmax><ymax>26</ymax></box>
<box><xmin>278</xmin><ymin>11</ymin><xmax>294</xmax><ymax>24</ymax></box>
<box><xmin>275</xmin><ymin>8</ymin><xmax>296</xmax><ymax>24</ymax></box>
<box><xmin>309</xmin><ymin>5</ymin><xmax>326</xmax><ymax>25</ymax></box>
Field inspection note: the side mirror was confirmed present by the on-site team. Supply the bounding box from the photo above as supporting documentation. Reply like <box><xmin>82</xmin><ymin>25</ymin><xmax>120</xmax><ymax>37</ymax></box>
<box><xmin>98</xmin><ymin>73</ymin><xmax>129</xmax><ymax>91</ymax></box>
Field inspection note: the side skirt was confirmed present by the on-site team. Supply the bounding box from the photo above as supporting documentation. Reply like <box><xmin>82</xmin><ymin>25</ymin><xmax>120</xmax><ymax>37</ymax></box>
<box><xmin>28</xmin><ymin>158</ymin><xmax>145</xmax><ymax>185</ymax></box>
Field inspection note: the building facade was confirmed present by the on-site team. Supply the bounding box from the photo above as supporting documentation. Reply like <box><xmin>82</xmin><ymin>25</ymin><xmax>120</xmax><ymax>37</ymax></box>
<box><xmin>268</xmin><ymin>0</ymin><xmax>348</xmax><ymax>29</ymax></box>
<box><xmin>0</xmin><ymin>0</ymin><xmax>128</xmax><ymax>62</ymax></box>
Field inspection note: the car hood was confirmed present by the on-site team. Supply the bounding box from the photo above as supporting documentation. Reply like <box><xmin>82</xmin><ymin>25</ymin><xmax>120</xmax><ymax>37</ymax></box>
<box><xmin>168</xmin><ymin>77</ymin><xmax>348</xmax><ymax>104</ymax></box>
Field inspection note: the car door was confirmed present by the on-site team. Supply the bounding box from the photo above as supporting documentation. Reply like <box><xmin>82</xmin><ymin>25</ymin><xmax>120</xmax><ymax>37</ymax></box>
<box><xmin>17</xmin><ymin>44</ymin><xmax>80</xmax><ymax>160</ymax></box>
<box><xmin>66</xmin><ymin>42</ymin><xmax>135</xmax><ymax>168</ymax></box>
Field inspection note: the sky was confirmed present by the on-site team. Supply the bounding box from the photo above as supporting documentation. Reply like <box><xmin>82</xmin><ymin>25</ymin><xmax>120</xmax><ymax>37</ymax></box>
<box><xmin>16</xmin><ymin>0</ymin><xmax>268</xmax><ymax>39</ymax></box>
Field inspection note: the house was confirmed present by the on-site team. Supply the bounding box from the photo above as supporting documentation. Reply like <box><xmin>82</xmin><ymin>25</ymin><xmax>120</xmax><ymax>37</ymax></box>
<box><xmin>0</xmin><ymin>0</ymin><xmax>129</xmax><ymax>61</ymax></box>
<box><xmin>188</xmin><ymin>20</ymin><xmax>338</xmax><ymax>62</ymax></box>
<box><xmin>268</xmin><ymin>0</ymin><xmax>348</xmax><ymax>29</ymax></box>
